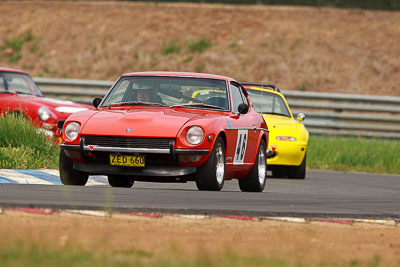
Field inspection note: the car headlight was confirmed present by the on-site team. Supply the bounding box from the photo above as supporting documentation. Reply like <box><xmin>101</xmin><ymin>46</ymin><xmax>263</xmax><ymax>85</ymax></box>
<box><xmin>64</xmin><ymin>122</ymin><xmax>81</xmax><ymax>141</ymax></box>
<box><xmin>38</xmin><ymin>106</ymin><xmax>51</xmax><ymax>121</ymax></box>
<box><xmin>186</xmin><ymin>126</ymin><xmax>204</xmax><ymax>145</ymax></box>
<box><xmin>276</xmin><ymin>136</ymin><xmax>296</xmax><ymax>141</ymax></box>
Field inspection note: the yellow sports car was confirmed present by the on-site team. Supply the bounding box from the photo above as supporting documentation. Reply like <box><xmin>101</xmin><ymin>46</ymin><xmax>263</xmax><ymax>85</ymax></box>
<box><xmin>244</xmin><ymin>84</ymin><xmax>309</xmax><ymax>179</ymax></box>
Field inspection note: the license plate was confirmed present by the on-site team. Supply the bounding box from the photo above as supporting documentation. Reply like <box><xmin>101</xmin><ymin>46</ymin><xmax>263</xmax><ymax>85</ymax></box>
<box><xmin>109</xmin><ymin>154</ymin><xmax>145</xmax><ymax>167</ymax></box>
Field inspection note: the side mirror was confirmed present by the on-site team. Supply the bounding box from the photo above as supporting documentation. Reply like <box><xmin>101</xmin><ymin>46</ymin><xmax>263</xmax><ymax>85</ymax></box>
<box><xmin>93</xmin><ymin>97</ymin><xmax>102</xmax><ymax>108</ymax></box>
<box><xmin>297</xmin><ymin>113</ymin><xmax>306</xmax><ymax>121</ymax></box>
<box><xmin>238</xmin><ymin>103</ymin><xmax>249</xmax><ymax>114</ymax></box>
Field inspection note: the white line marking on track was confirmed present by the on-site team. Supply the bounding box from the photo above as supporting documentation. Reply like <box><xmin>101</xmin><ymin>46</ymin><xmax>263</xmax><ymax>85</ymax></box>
<box><xmin>0</xmin><ymin>169</ymin><xmax>108</xmax><ymax>186</ymax></box>
<box><xmin>0</xmin><ymin>169</ymin><xmax>53</xmax><ymax>185</ymax></box>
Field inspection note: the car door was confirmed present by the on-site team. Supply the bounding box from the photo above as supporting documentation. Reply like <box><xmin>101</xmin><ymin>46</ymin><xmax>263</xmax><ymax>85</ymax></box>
<box><xmin>225</xmin><ymin>82</ymin><xmax>260</xmax><ymax>175</ymax></box>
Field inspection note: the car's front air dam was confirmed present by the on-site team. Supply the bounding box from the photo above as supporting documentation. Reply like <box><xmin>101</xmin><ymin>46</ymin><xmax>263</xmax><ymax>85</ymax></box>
<box><xmin>73</xmin><ymin>162</ymin><xmax>196</xmax><ymax>177</ymax></box>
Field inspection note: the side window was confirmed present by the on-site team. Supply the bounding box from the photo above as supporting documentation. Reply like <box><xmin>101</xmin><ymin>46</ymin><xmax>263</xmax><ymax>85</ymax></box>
<box><xmin>7</xmin><ymin>77</ymin><xmax>31</xmax><ymax>94</ymax></box>
<box><xmin>230</xmin><ymin>83</ymin><xmax>248</xmax><ymax>113</ymax></box>
<box><xmin>0</xmin><ymin>77</ymin><xmax>4</xmax><ymax>91</ymax></box>
<box><xmin>230</xmin><ymin>83</ymin><xmax>244</xmax><ymax>113</ymax></box>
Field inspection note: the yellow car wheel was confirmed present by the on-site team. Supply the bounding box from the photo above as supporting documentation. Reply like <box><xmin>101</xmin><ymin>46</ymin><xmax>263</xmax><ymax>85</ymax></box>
<box><xmin>287</xmin><ymin>153</ymin><xmax>306</xmax><ymax>179</ymax></box>
<box><xmin>270</xmin><ymin>153</ymin><xmax>306</xmax><ymax>179</ymax></box>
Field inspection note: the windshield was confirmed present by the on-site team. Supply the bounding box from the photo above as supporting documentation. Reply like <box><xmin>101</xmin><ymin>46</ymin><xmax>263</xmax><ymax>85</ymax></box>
<box><xmin>101</xmin><ymin>76</ymin><xmax>229</xmax><ymax>110</ymax></box>
<box><xmin>247</xmin><ymin>89</ymin><xmax>291</xmax><ymax>117</ymax></box>
<box><xmin>0</xmin><ymin>72</ymin><xmax>42</xmax><ymax>96</ymax></box>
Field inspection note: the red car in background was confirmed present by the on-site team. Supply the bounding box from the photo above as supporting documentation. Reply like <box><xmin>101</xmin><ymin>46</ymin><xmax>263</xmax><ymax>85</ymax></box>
<box><xmin>0</xmin><ymin>67</ymin><xmax>92</xmax><ymax>141</ymax></box>
<box><xmin>60</xmin><ymin>71</ymin><xmax>269</xmax><ymax>191</ymax></box>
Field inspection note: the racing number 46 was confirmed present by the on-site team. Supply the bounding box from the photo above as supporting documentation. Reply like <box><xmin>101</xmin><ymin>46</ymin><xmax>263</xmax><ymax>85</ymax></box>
<box><xmin>234</xmin><ymin>129</ymin><xmax>248</xmax><ymax>165</ymax></box>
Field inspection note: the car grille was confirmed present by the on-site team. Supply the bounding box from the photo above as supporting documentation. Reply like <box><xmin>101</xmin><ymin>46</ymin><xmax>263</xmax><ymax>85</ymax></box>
<box><xmin>83</xmin><ymin>135</ymin><xmax>174</xmax><ymax>149</ymax></box>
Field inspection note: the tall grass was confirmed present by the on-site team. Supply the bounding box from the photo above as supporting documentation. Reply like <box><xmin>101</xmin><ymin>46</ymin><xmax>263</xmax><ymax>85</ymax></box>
<box><xmin>0</xmin><ymin>243</ymin><xmax>387</xmax><ymax>267</ymax></box>
<box><xmin>308</xmin><ymin>135</ymin><xmax>400</xmax><ymax>174</ymax></box>
<box><xmin>0</xmin><ymin>114</ymin><xmax>59</xmax><ymax>169</ymax></box>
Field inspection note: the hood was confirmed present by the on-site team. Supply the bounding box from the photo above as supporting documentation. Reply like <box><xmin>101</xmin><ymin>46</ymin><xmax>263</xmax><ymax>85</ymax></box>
<box><xmin>262</xmin><ymin>114</ymin><xmax>298</xmax><ymax>134</ymax></box>
<box><xmin>19</xmin><ymin>95</ymin><xmax>91</xmax><ymax>113</ymax></box>
<box><xmin>81</xmin><ymin>108</ymin><xmax>203</xmax><ymax>138</ymax></box>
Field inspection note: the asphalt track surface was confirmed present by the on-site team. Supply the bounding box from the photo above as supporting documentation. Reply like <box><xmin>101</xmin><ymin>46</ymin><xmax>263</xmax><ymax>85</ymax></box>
<box><xmin>0</xmin><ymin>169</ymin><xmax>399</xmax><ymax>219</ymax></box>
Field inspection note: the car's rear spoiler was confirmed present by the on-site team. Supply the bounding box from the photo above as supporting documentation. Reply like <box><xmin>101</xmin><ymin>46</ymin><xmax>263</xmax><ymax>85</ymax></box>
<box><xmin>240</xmin><ymin>82</ymin><xmax>281</xmax><ymax>92</ymax></box>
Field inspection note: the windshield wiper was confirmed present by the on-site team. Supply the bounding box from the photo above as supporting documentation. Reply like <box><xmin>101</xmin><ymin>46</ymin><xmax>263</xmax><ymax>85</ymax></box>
<box><xmin>171</xmin><ymin>103</ymin><xmax>225</xmax><ymax>110</ymax></box>
<box><xmin>106</xmin><ymin>101</ymin><xmax>166</xmax><ymax>108</ymax></box>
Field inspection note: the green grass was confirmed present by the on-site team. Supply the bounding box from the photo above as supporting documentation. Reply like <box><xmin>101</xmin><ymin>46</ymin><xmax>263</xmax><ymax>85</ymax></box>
<box><xmin>0</xmin><ymin>243</ymin><xmax>388</xmax><ymax>267</ymax></box>
<box><xmin>308</xmin><ymin>135</ymin><xmax>400</xmax><ymax>174</ymax></box>
<box><xmin>0</xmin><ymin>114</ymin><xmax>59</xmax><ymax>169</ymax></box>
<box><xmin>188</xmin><ymin>38</ymin><xmax>211</xmax><ymax>53</ymax></box>
<box><xmin>183</xmin><ymin>55</ymin><xmax>193</xmax><ymax>63</ymax></box>
<box><xmin>161</xmin><ymin>42</ymin><xmax>181</xmax><ymax>55</ymax></box>
<box><xmin>1</xmin><ymin>30</ymin><xmax>41</xmax><ymax>62</ymax></box>
<box><xmin>4</xmin><ymin>37</ymin><xmax>23</xmax><ymax>52</ymax></box>
<box><xmin>0</xmin><ymin>248</ymin><xmax>287</xmax><ymax>267</ymax></box>
<box><xmin>8</xmin><ymin>53</ymin><xmax>22</xmax><ymax>63</ymax></box>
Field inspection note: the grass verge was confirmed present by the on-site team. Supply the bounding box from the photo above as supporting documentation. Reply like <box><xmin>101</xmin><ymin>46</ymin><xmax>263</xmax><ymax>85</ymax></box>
<box><xmin>308</xmin><ymin>135</ymin><xmax>400</xmax><ymax>174</ymax></box>
<box><xmin>0</xmin><ymin>114</ymin><xmax>59</xmax><ymax>169</ymax></box>
<box><xmin>0</xmin><ymin>242</ymin><xmax>387</xmax><ymax>267</ymax></box>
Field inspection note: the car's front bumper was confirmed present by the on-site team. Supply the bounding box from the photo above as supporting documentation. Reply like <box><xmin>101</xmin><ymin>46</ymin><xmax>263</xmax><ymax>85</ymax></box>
<box><xmin>73</xmin><ymin>161</ymin><xmax>196</xmax><ymax>176</ymax></box>
<box><xmin>267</xmin><ymin>142</ymin><xmax>306</xmax><ymax>166</ymax></box>
<box><xmin>60</xmin><ymin>143</ymin><xmax>210</xmax><ymax>159</ymax></box>
<box><xmin>61</xmin><ymin>138</ymin><xmax>210</xmax><ymax>177</ymax></box>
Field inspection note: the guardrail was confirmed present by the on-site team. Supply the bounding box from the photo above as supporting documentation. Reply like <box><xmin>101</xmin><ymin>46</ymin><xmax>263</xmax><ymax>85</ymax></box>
<box><xmin>34</xmin><ymin>77</ymin><xmax>400</xmax><ymax>139</ymax></box>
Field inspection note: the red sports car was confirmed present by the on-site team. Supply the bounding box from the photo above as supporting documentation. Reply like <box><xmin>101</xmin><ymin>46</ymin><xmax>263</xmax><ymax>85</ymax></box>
<box><xmin>60</xmin><ymin>71</ymin><xmax>269</xmax><ymax>191</ymax></box>
<box><xmin>0</xmin><ymin>67</ymin><xmax>92</xmax><ymax>141</ymax></box>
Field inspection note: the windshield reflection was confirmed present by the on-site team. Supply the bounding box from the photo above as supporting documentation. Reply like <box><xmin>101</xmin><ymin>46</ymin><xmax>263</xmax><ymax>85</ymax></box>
<box><xmin>247</xmin><ymin>90</ymin><xmax>291</xmax><ymax>117</ymax></box>
<box><xmin>101</xmin><ymin>76</ymin><xmax>230</xmax><ymax>110</ymax></box>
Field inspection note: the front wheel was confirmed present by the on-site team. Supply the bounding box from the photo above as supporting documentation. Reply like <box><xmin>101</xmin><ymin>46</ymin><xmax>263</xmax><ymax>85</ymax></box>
<box><xmin>287</xmin><ymin>153</ymin><xmax>306</xmax><ymax>179</ymax></box>
<box><xmin>108</xmin><ymin>175</ymin><xmax>135</xmax><ymax>188</ymax></box>
<box><xmin>195</xmin><ymin>137</ymin><xmax>225</xmax><ymax>191</ymax></box>
<box><xmin>238</xmin><ymin>139</ymin><xmax>267</xmax><ymax>192</ymax></box>
<box><xmin>59</xmin><ymin>149</ymin><xmax>88</xmax><ymax>186</ymax></box>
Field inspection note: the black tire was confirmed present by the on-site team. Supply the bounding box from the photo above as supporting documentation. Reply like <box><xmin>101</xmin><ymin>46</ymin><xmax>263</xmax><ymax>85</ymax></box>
<box><xmin>107</xmin><ymin>175</ymin><xmax>135</xmax><ymax>188</ymax></box>
<box><xmin>59</xmin><ymin>148</ymin><xmax>89</xmax><ymax>186</ymax></box>
<box><xmin>238</xmin><ymin>139</ymin><xmax>267</xmax><ymax>192</ymax></box>
<box><xmin>287</xmin><ymin>153</ymin><xmax>306</xmax><ymax>179</ymax></box>
<box><xmin>195</xmin><ymin>137</ymin><xmax>225</xmax><ymax>191</ymax></box>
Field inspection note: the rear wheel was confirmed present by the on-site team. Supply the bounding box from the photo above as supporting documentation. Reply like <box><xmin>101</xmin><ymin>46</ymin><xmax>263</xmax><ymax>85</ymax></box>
<box><xmin>195</xmin><ymin>137</ymin><xmax>225</xmax><ymax>191</ymax></box>
<box><xmin>239</xmin><ymin>140</ymin><xmax>267</xmax><ymax>192</ymax></box>
<box><xmin>108</xmin><ymin>175</ymin><xmax>135</xmax><ymax>188</ymax></box>
<box><xmin>59</xmin><ymin>149</ymin><xmax>88</xmax><ymax>186</ymax></box>
<box><xmin>287</xmin><ymin>153</ymin><xmax>306</xmax><ymax>179</ymax></box>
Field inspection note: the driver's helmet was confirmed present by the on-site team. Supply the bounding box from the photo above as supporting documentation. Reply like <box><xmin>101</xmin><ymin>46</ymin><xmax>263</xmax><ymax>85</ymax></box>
<box><xmin>133</xmin><ymin>82</ymin><xmax>156</xmax><ymax>102</ymax></box>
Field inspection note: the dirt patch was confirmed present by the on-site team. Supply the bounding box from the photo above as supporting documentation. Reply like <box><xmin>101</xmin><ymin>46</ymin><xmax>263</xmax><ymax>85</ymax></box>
<box><xmin>0</xmin><ymin>1</ymin><xmax>400</xmax><ymax>96</ymax></box>
<box><xmin>1</xmin><ymin>210</ymin><xmax>400</xmax><ymax>265</ymax></box>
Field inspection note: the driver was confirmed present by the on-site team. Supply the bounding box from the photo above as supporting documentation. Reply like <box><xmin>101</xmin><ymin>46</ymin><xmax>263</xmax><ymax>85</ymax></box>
<box><xmin>134</xmin><ymin>84</ymin><xmax>161</xmax><ymax>103</ymax></box>
<box><xmin>137</xmin><ymin>88</ymin><xmax>151</xmax><ymax>102</ymax></box>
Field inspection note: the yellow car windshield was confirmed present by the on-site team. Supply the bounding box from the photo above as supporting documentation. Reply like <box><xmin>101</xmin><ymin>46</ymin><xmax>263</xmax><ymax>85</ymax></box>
<box><xmin>247</xmin><ymin>90</ymin><xmax>290</xmax><ymax>117</ymax></box>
